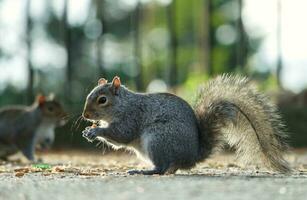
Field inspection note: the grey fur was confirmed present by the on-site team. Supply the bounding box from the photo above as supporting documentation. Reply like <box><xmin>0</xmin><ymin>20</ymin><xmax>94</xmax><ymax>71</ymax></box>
<box><xmin>0</xmin><ymin>97</ymin><xmax>66</xmax><ymax>161</ymax></box>
<box><xmin>194</xmin><ymin>74</ymin><xmax>290</xmax><ymax>172</ymax></box>
<box><xmin>82</xmin><ymin>75</ymin><xmax>290</xmax><ymax>174</ymax></box>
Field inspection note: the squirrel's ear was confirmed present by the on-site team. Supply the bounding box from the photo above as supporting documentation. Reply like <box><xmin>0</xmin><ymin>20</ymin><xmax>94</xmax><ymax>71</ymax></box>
<box><xmin>36</xmin><ymin>94</ymin><xmax>46</xmax><ymax>106</ymax></box>
<box><xmin>111</xmin><ymin>76</ymin><xmax>121</xmax><ymax>95</ymax></box>
<box><xmin>48</xmin><ymin>93</ymin><xmax>55</xmax><ymax>100</ymax></box>
<box><xmin>98</xmin><ymin>78</ymin><xmax>108</xmax><ymax>86</ymax></box>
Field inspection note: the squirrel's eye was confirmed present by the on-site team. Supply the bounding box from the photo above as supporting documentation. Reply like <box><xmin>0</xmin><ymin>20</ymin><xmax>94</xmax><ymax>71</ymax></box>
<box><xmin>47</xmin><ymin>106</ymin><xmax>54</xmax><ymax>112</ymax></box>
<box><xmin>97</xmin><ymin>96</ymin><xmax>107</xmax><ymax>105</ymax></box>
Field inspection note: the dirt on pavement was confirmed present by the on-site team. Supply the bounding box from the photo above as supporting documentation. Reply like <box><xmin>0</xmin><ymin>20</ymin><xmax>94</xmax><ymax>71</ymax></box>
<box><xmin>0</xmin><ymin>150</ymin><xmax>307</xmax><ymax>200</ymax></box>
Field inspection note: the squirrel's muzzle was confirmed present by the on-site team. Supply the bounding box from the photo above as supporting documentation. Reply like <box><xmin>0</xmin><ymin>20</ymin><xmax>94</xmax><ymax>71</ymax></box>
<box><xmin>82</xmin><ymin>111</ymin><xmax>90</xmax><ymax>119</ymax></box>
<box><xmin>82</xmin><ymin>108</ymin><xmax>95</xmax><ymax>120</ymax></box>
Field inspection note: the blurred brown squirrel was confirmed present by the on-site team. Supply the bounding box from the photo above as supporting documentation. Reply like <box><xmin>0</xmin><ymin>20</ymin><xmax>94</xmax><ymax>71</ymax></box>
<box><xmin>82</xmin><ymin>75</ymin><xmax>290</xmax><ymax>175</ymax></box>
<box><xmin>0</xmin><ymin>94</ymin><xmax>67</xmax><ymax>161</ymax></box>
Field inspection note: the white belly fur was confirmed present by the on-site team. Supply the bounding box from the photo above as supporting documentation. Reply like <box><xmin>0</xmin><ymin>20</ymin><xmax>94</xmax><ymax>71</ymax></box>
<box><xmin>96</xmin><ymin>120</ymin><xmax>151</xmax><ymax>164</ymax></box>
<box><xmin>34</xmin><ymin>123</ymin><xmax>56</xmax><ymax>144</ymax></box>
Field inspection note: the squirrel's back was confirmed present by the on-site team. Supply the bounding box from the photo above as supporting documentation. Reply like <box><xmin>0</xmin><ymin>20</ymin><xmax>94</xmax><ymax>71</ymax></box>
<box><xmin>142</xmin><ymin>92</ymin><xmax>197</xmax><ymax>123</ymax></box>
<box><xmin>0</xmin><ymin>106</ymin><xmax>28</xmax><ymax>120</ymax></box>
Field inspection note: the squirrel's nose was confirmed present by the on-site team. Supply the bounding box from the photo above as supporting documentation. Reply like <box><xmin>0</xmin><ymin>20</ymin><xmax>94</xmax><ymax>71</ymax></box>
<box><xmin>44</xmin><ymin>138</ymin><xmax>52</xmax><ymax>145</ymax></box>
<box><xmin>82</xmin><ymin>111</ymin><xmax>91</xmax><ymax>119</ymax></box>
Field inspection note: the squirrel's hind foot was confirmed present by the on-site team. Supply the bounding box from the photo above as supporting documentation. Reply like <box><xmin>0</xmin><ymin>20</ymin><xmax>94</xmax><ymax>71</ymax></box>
<box><xmin>127</xmin><ymin>168</ymin><xmax>166</xmax><ymax>175</ymax></box>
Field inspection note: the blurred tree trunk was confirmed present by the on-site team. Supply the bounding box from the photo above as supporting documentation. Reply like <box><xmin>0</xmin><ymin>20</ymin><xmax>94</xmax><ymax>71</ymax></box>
<box><xmin>276</xmin><ymin>0</ymin><xmax>283</xmax><ymax>88</ymax></box>
<box><xmin>236</xmin><ymin>0</ymin><xmax>247</xmax><ymax>71</ymax></box>
<box><xmin>204</xmin><ymin>0</ymin><xmax>212</xmax><ymax>75</ymax></box>
<box><xmin>166</xmin><ymin>0</ymin><xmax>178</xmax><ymax>87</ymax></box>
<box><xmin>96</xmin><ymin>0</ymin><xmax>107</xmax><ymax>78</ymax></box>
<box><xmin>133</xmin><ymin>1</ymin><xmax>144</xmax><ymax>91</ymax></box>
<box><xmin>63</xmin><ymin>0</ymin><xmax>73</xmax><ymax>103</ymax></box>
<box><xmin>26</xmin><ymin>0</ymin><xmax>34</xmax><ymax>104</ymax></box>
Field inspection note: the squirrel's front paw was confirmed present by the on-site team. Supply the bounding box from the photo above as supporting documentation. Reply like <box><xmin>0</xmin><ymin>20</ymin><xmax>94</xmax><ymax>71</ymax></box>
<box><xmin>82</xmin><ymin>127</ymin><xmax>98</xmax><ymax>142</ymax></box>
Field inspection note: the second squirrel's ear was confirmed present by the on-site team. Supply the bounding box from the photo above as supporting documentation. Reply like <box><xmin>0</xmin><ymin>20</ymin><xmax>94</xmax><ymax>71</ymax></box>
<box><xmin>111</xmin><ymin>76</ymin><xmax>121</xmax><ymax>95</ymax></box>
<box><xmin>98</xmin><ymin>78</ymin><xmax>108</xmax><ymax>86</ymax></box>
<box><xmin>36</xmin><ymin>94</ymin><xmax>46</xmax><ymax>107</ymax></box>
<box><xmin>48</xmin><ymin>93</ymin><xmax>55</xmax><ymax>100</ymax></box>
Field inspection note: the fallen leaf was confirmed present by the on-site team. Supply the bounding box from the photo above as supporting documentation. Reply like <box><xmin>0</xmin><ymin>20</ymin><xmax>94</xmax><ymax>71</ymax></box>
<box><xmin>52</xmin><ymin>166</ymin><xmax>65</xmax><ymax>172</ymax></box>
<box><xmin>32</xmin><ymin>164</ymin><xmax>52</xmax><ymax>170</ymax></box>
<box><xmin>14</xmin><ymin>168</ymin><xmax>30</xmax><ymax>173</ymax></box>
<box><xmin>15</xmin><ymin>172</ymin><xmax>25</xmax><ymax>177</ymax></box>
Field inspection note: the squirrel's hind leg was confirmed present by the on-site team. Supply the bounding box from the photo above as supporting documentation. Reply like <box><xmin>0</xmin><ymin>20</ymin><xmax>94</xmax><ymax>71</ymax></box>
<box><xmin>0</xmin><ymin>143</ymin><xmax>18</xmax><ymax>161</ymax></box>
<box><xmin>21</xmin><ymin>141</ymin><xmax>35</xmax><ymax>161</ymax></box>
<box><xmin>130</xmin><ymin>128</ymin><xmax>179</xmax><ymax>175</ymax></box>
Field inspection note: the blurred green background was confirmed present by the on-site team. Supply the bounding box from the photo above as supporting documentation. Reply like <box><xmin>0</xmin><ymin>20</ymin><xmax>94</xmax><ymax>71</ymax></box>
<box><xmin>0</xmin><ymin>0</ymin><xmax>306</xmax><ymax>149</ymax></box>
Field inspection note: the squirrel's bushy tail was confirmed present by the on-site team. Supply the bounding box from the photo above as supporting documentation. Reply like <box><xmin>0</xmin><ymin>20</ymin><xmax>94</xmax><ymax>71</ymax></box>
<box><xmin>194</xmin><ymin>74</ymin><xmax>291</xmax><ymax>172</ymax></box>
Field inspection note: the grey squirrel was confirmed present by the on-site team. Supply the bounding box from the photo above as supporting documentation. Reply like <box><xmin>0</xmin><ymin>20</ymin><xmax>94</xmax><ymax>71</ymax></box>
<box><xmin>82</xmin><ymin>75</ymin><xmax>291</xmax><ymax>175</ymax></box>
<box><xmin>0</xmin><ymin>94</ymin><xmax>67</xmax><ymax>161</ymax></box>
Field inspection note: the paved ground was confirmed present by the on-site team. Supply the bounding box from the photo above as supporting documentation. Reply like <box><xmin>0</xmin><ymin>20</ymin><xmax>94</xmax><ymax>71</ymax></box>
<box><xmin>0</xmin><ymin>150</ymin><xmax>307</xmax><ymax>200</ymax></box>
